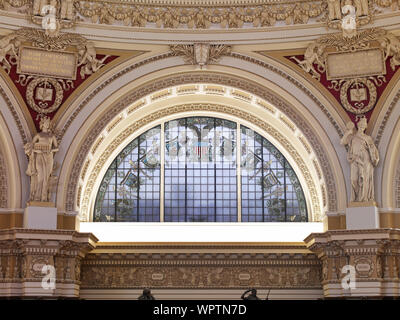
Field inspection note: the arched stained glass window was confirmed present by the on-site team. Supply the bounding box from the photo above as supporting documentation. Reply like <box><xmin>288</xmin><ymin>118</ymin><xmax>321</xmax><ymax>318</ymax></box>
<box><xmin>241</xmin><ymin>127</ymin><xmax>307</xmax><ymax>222</ymax></box>
<box><xmin>94</xmin><ymin>126</ymin><xmax>161</xmax><ymax>222</ymax></box>
<box><xmin>164</xmin><ymin>118</ymin><xmax>237</xmax><ymax>222</ymax></box>
<box><xmin>94</xmin><ymin>117</ymin><xmax>307</xmax><ymax>222</ymax></box>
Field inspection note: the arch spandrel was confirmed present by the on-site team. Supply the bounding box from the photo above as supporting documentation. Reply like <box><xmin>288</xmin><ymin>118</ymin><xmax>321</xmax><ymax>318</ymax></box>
<box><xmin>55</xmin><ymin>66</ymin><xmax>346</xmax><ymax>227</ymax></box>
<box><xmin>55</xmin><ymin>69</ymin><xmax>347</xmax><ymax>225</ymax></box>
<box><xmin>81</xmin><ymin>105</ymin><xmax>319</xmax><ymax>223</ymax></box>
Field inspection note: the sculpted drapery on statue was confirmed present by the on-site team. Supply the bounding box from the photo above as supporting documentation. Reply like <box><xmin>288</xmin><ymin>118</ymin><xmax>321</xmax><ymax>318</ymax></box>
<box><xmin>340</xmin><ymin>117</ymin><xmax>379</xmax><ymax>203</ymax></box>
<box><xmin>24</xmin><ymin>117</ymin><xmax>59</xmax><ymax>203</ymax></box>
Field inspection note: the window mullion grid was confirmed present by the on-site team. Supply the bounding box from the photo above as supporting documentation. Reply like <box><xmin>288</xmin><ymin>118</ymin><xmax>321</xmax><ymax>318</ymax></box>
<box><xmin>237</xmin><ymin>124</ymin><xmax>241</xmax><ymax>223</ymax></box>
<box><xmin>114</xmin><ymin>160</ymin><xmax>117</xmax><ymax>222</ymax></box>
<box><xmin>160</xmin><ymin>123</ymin><xmax>165</xmax><ymax>222</ymax></box>
<box><xmin>284</xmin><ymin>159</ymin><xmax>287</xmax><ymax>222</ymax></box>
<box><xmin>214</xmin><ymin>118</ymin><xmax>217</xmax><ymax>222</ymax></box>
<box><xmin>137</xmin><ymin>138</ymin><xmax>140</xmax><ymax>222</ymax></box>
<box><xmin>185</xmin><ymin>118</ymin><xmax>188</xmax><ymax>222</ymax></box>
<box><xmin>261</xmin><ymin>139</ymin><xmax>265</xmax><ymax>222</ymax></box>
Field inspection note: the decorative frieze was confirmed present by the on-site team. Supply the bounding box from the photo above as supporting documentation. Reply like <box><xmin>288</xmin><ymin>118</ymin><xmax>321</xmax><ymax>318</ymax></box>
<box><xmin>81</xmin><ymin>246</ymin><xmax>322</xmax><ymax>289</ymax></box>
<box><xmin>2</xmin><ymin>0</ymin><xmax>398</xmax><ymax>30</ymax></box>
<box><xmin>0</xmin><ymin>229</ymin><xmax>97</xmax><ymax>297</ymax></box>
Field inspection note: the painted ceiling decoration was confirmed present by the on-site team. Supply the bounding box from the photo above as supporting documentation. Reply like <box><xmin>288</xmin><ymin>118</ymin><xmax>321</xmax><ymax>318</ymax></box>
<box><xmin>0</xmin><ymin>0</ymin><xmax>398</xmax><ymax>30</ymax></box>
<box><xmin>0</xmin><ymin>26</ymin><xmax>119</xmax><ymax>131</ymax></box>
<box><xmin>286</xmin><ymin>27</ymin><xmax>400</xmax><ymax>125</ymax></box>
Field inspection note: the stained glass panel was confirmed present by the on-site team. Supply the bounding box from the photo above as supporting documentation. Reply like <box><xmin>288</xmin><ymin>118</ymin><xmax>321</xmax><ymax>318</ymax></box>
<box><xmin>94</xmin><ymin>118</ymin><xmax>307</xmax><ymax>222</ymax></box>
<box><xmin>164</xmin><ymin>117</ymin><xmax>237</xmax><ymax>222</ymax></box>
<box><xmin>240</xmin><ymin>126</ymin><xmax>307</xmax><ymax>222</ymax></box>
<box><xmin>94</xmin><ymin>127</ymin><xmax>161</xmax><ymax>222</ymax></box>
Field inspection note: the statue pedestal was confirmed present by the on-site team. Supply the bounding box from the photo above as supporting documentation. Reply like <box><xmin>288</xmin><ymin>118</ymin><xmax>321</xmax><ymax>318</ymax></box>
<box><xmin>346</xmin><ymin>202</ymin><xmax>379</xmax><ymax>230</ymax></box>
<box><xmin>24</xmin><ymin>202</ymin><xmax>57</xmax><ymax>230</ymax></box>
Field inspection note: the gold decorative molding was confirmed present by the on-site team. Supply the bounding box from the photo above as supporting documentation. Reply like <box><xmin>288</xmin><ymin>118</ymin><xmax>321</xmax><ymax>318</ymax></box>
<box><xmin>290</xmin><ymin>27</ymin><xmax>400</xmax><ymax>116</ymax></box>
<box><xmin>0</xmin><ymin>27</ymin><xmax>109</xmax><ymax>118</ymax></box>
<box><xmin>81</xmin><ymin>248</ymin><xmax>321</xmax><ymax>289</ymax></box>
<box><xmin>305</xmin><ymin>229</ymin><xmax>400</xmax><ymax>298</ymax></box>
<box><xmin>0</xmin><ymin>228</ymin><xmax>98</xmax><ymax>297</ymax></box>
<box><xmin>1</xmin><ymin>0</ymin><xmax>398</xmax><ymax>30</ymax></box>
<box><xmin>170</xmin><ymin>44</ymin><xmax>231</xmax><ymax>68</ymax></box>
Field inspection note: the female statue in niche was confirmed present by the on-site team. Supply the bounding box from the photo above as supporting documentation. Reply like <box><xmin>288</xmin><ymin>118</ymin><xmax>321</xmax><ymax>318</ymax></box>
<box><xmin>340</xmin><ymin>117</ymin><xmax>379</xmax><ymax>203</ymax></box>
<box><xmin>24</xmin><ymin>116</ymin><xmax>59</xmax><ymax>202</ymax></box>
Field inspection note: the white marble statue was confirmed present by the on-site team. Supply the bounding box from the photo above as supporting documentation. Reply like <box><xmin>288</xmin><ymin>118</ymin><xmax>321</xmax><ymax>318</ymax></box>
<box><xmin>340</xmin><ymin>117</ymin><xmax>379</xmax><ymax>203</ymax></box>
<box><xmin>24</xmin><ymin>117</ymin><xmax>59</xmax><ymax>203</ymax></box>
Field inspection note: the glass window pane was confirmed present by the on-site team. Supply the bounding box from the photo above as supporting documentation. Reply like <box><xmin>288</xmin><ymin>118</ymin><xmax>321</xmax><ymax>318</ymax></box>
<box><xmin>240</xmin><ymin>126</ymin><xmax>307</xmax><ymax>222</ymax></box>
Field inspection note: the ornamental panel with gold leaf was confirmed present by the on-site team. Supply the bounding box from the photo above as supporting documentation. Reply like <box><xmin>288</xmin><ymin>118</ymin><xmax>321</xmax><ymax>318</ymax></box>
<box><xmin>0</xmin><ymin>27</ymin><xmax>117</xmax><ymax>131</ymax></box>
<box><xmin>288</xmin><ymin>27</ymin><xmax>400</xmax><ymax>124</ymax></box>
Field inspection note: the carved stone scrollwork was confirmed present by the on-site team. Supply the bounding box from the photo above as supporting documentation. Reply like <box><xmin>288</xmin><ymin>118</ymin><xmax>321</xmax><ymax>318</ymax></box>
<box><xmin>0</xmin><ymin>229</ymin><xmax>97</xmax><ymax>297</ymax></box>
<box><xmin>0</xmin><ymin>27</ymin><xmax>109</xmax><ymax>117</ymax></box>
<box><xmin>170</xmin><ymin>44</ymin><xmax>231</xmax><ymax>68</ymax></box>
<box><xmin>2</xmin><ymin>0</ymin><xmax>399</xmax><ymax>30</ymax></box>
<box><xmin>305</xmin><ymin>230</ymin><xmax>400</xmax><ymax>298</ymax></box>
<box><xmin>80</xmin><ymin>248</ymin><xmax>322</xmax><ymax>289</ymax></box>
<box><xmin>290</xmin><ymin>27</ymin><xmax>400</xmax><ymax>117</ymax></box>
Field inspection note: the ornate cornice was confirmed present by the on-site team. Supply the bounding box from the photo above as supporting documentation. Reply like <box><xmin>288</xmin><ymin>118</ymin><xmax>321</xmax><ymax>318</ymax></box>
<box><xmin>305</xmin><ymin>228</ymin><xmax>400</xmax><ymax>244</ymax></box>
<box><xmin>305</xmin><ymin>229</ymin><xmax>400</xmax><ymax>296</ymax></box>
<box><xmin>1</xmin><ymin>0</ymin><xmax>399</xmax><ymax>30</ymax></box>
<box><xmin>93</xmin><ymin>243</ymin><xmax>309</xmax><ymax>250</ymax></box>
<box><xmin>0</xmin><ymin>227</ymin><xmax>99</xmax><ymax>243</ymax></box>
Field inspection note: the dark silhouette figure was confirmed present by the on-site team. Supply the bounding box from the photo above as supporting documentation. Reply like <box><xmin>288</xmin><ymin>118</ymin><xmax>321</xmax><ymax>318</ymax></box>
<box><xmin>138</xmin><ymin>288</ymin><xmax>155</xmax><ymax>300</ymax></box>
<box><xmin>241</xmin><ymin>288</ymin><xmax>260</xmax><ymax>300</ymax></box>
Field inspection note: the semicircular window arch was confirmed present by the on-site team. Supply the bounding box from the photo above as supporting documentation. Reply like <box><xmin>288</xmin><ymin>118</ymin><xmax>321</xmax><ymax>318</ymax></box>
<box><xmin>94</xmin><ymin>117</ymin><xmax>307</xmax><ymax>222</ymax></box>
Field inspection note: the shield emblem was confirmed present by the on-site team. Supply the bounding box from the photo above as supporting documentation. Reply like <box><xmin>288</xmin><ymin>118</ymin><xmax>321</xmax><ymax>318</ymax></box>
<box><xmin>192</xmin><ymin>141</ymin><xmax>209</xmax><ymax>159</ymax></box>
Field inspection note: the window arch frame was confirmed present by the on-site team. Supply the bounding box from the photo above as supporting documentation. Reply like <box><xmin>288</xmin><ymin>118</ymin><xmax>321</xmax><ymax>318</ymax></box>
<box><xmin>93</xmin><ymin>113</ymin><xmax>310</xmax><ymax>223</ymax></box>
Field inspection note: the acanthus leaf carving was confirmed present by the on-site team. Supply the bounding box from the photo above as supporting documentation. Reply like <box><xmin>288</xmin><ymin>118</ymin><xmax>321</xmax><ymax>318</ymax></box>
<box><xmin>1</xmin><ymin>0</ymin><xmax>398</xmax><ymax>30</ymax></box>
<box><xmin>0</xmin><ymin>27</ymin><xmax>110</xmax><ymax>119</ymax></box>
<box><xmin>170</xmin><ymin>43</ymin><xmax>231</xmax><ymax>68</ymax></box>
<box><xmin>290</xmin><ymin>27</ymin><xmax>400</xmax><ymax>118</ymax></box>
